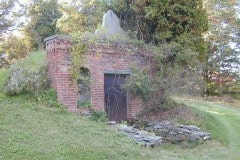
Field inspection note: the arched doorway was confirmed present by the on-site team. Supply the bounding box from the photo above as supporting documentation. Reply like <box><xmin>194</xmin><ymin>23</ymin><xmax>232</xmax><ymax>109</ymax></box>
<box><xmin>77</xmin><ymin>67</ymin><xmax>91</xmax><ymax>108</ymax></box>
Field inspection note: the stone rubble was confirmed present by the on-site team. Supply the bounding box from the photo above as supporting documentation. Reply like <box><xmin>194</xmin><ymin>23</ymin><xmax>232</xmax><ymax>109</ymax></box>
<box><xmin>80</xmin><ymin>111</ymin><xmax>92</xmax><ymax>117</ymax></box>
<box><xmin>107</xmin><ymin>121</ymin><xmax>117</xmax><ymax>125</ymax></box>
<box><xmin>132</xmin><ymin>120</ymin><xmax>211</xmax><ymax>143</ymax></box>
<box><xmin>118</xmin><ymin>124</ymin><xmax>162</xmax><ymax>147</ymax></box>
<box><xmin>80</xmin><ymin>113</ymin><xmax>211</xmax><ymax>147</ymax></box>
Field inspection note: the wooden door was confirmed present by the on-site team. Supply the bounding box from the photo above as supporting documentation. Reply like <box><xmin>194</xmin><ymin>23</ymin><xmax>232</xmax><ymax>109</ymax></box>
<box><xmin>104</xmin><ymin>74</ymin><xmax>127</xmax><ymax>121</ymax></box>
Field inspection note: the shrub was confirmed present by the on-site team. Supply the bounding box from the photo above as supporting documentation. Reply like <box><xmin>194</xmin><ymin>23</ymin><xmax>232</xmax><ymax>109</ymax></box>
<box><xmin>206</xmin><ymin>80</ymin><xmax>240</xmax><ymax>99</ymax></box>
<box><xmin>228</xmin><ymin>82</ymin><xmax>240</xmax><ymax>99</ymax></box>
<box><xmin>3</xmin><ymin>50</ymin><xmax>48</xmax><ymax>95</ymax></box>
<box><xmin>122</xmin><ymin>65</ymin><xmax>152</xmax><ymax>101</ymax></box>
<box><xmin>89</xmin><ymin>110</ymin><xmax>108</xmax><ymax>122</ymax></box>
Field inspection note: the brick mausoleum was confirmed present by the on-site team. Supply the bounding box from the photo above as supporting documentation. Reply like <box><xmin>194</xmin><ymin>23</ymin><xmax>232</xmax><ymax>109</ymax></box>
<box><xmin>45</xmin><ymin>34</ymin><xmax>155</xmax><ymax>121</ymax></box>
<box><xmin>44</xmin><ymin>10</ymin><xmax>155</xmax><ymax>121</ymax></box>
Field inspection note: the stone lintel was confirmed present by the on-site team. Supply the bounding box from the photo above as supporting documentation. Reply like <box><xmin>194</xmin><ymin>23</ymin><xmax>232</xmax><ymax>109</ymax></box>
<box><xmin>103</xmin><ymin>70</ymin><xmax>132</xmax><ymax>75</ymax></box>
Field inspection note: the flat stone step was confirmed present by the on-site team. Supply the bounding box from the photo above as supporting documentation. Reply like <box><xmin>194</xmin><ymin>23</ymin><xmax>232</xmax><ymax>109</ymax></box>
<box><xmin>118</xmin><ymin>125</ymin><xmax>162</xmax><ymax>147</ymax></box>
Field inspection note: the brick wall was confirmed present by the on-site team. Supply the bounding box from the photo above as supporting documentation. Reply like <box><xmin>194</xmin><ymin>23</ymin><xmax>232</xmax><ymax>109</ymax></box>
<box><xmin>86</xmin><ymin>43</ymin><xmax>154</xmax><ymax>118</ymax></box>
<box><xmin>45</xmin><ymin>35</ymin><xmax>77</xmax><ymax>112</ymax></box>
<box><xmin>45</xmin><ymin>35</ymin><xmax>155</xmax><ymax>118</ymax></box>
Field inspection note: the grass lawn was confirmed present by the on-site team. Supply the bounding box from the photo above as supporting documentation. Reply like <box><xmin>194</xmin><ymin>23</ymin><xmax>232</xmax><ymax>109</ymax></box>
<box><xmin>1</xmin><ymin>95</ymin><xmax>240</xmax><ymax>160</ymax></box>
<box><xmin>1</xmin><ymin>67</ymin><xmax>240</xmax><ymax>160</ymax></box>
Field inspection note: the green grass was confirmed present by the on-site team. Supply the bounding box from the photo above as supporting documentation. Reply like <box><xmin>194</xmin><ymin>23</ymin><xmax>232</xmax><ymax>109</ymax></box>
<box><xmin>1</xmin><ymin>95</ymin><xmax>240</xmax><ymax>160</ymax></box>
<box><xmin>11</xmin><ymin>50</ymin><xmax>46</xmax><ymax>71</ymax></box>
<box><xmin>0</xmin><ymin>96</ymin><xmax>144</xmax><ymax>160</ymax></box>
<box><xmin>0</xmin><ymin>69</ymin><xmax>9</xmax><ymax>100</ymax></box>
<box><xmin>0</xmin><ymin>69</ymin><xmax>9</xmax><ymax>86</ymax></box>
<box><xmin>1</xmin><ymin>64</ymin><xmax>240</xmax><ymax>159</ymax></box>
<box><xmin>175</xmin><ymin>98</ymin><xmax>240</xmax><ymax>159</ymax></box>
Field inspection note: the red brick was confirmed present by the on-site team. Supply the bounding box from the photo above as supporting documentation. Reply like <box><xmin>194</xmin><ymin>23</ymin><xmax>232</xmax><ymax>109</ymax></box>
<box><xmin>45</xmin><ymin>35</ymin><xmax>155</xmax><ymax>118</ymax></box>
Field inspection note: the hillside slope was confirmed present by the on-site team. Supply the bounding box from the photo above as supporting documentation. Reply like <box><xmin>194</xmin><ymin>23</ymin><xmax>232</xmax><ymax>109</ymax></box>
<box><xmin>1</xmin><ymin>69</ymin><xmax>240</xmax><ymax>159</ymax></box>
<box><xmin>0</xmin><ymin>95</ymin><xmax>239</xmax><ymax>159</ymax></box>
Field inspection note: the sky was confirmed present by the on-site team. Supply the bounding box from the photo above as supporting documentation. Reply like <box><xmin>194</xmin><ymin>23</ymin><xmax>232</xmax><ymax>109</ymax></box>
<box><xmin>18</xmin><ymin>0</ymin><xmax>30</xmax><ymax>5</ymax></box>
<box><xmin>18</xmin><ymin>0</ymin><xmax>67</xmax><ymax>5</ymax></box>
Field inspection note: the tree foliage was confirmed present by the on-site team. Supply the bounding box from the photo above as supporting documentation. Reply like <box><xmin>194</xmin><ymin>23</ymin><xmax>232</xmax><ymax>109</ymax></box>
<box><xmin>0</xmin><ymin>35</ymin><xmax>32</xmax><ymax>68</ymax></box>
<box><xmin>58</xmin><ymin>0</ymin><xmax>208</xmax><ymax>66</ymax></box>
<box><xmin>3</xmin><ymin>51</ymin><xmax>48</xmax><ymax>95</ymax></box>
<box><xmin>205</xmin><ymin>0</ymin><xmax>240</xmax><ymax>79</ymax></box>
<box><xmin>204</xmin><ymin>0</ymin><xmax>240</xmax><ymax>95</ymax></box>
<box><xmin>24</xmin><ymin>0</ymin><xmax>62</xmax><ymax>49</ymax></box>
<box><xmin>57</xmin><ymin>0</ymin><xmax>208</xmax><ymax>65</ymax></box>
<box><xmin>57</xmin><ymin>0</ymin><xmax>106</xmax><ymax>34</ymax></box>
<box><xmin>105</xmin><ymin>0</ymin><xmax>208</xmax><ymax>62</ymax></box>
<box><xmin>0</xmin><ymin>0</ymin><xmax>17</xmax><ymax>36</ymax></box>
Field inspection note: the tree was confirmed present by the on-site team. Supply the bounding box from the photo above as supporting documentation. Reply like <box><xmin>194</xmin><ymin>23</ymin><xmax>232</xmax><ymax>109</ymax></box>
<box><xmin>0</xmin><ymin>35</ymin><xmax>32</xmax><ymax>68</ymax></box>
<box><xmin>24</xmin><ymin>0</ymin><xmax>62</xmax><ymax>49</ymax></box>
<box><xmin>57</xmin><ymin>0</ymin><xmax>106</xmax><ymax>35</ymax></box>
<box><xmin>205</xmin><ymin>0</ymin><xmax>240</xmax><ymax>79</ymax></box>
<box><xmin>204</xmin><ymin>0</ymin><xmax>240</xmax><ymax>95</ymax></box>
<box><xmin>0</xmin><ymin>0</ymin><xmax>25</xmax><ymax>38</ymax></box>
<box><xmin>0</xmin><ymin>0</ymin><xmax>17</xmax><ymax>36</ymax></box>
<box><xmin>99</xmin><ymin>0</ymin><xmax>208</xmax><ymax>99</ymax></box>
<box><xmin>106</xmin><ymin>0</ymin><xmax>208</xmax><ymax>63</ymax></box>
<box><xmin>57</xmin><ymin>6</ymin><xmax>86</xmax><ymax>34</ymax></box>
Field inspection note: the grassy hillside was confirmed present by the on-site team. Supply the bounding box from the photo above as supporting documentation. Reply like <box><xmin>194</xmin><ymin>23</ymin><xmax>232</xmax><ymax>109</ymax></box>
<box><xmin>0</xmin><ymin>69</ymin><xmax>9</xmax><ymax>100</ymax></box>
<box><xmin>0</xmin><ymin>96</ymin><xmax>144</xmax><ymax>160</ymax></box>
<box><xmin>1</xmin><ymin>91</ymin><xmax>240</xmax><ymax>160</ymax></box>
<box><xmin>1</xmin><ymin>52</ymin><xmax>240</xmax><ymax>160</ymax></box>
<box><xmin>3</xmin><ymin>50</ymin><xmax>47</xmax><ymax>96</ymax></box>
